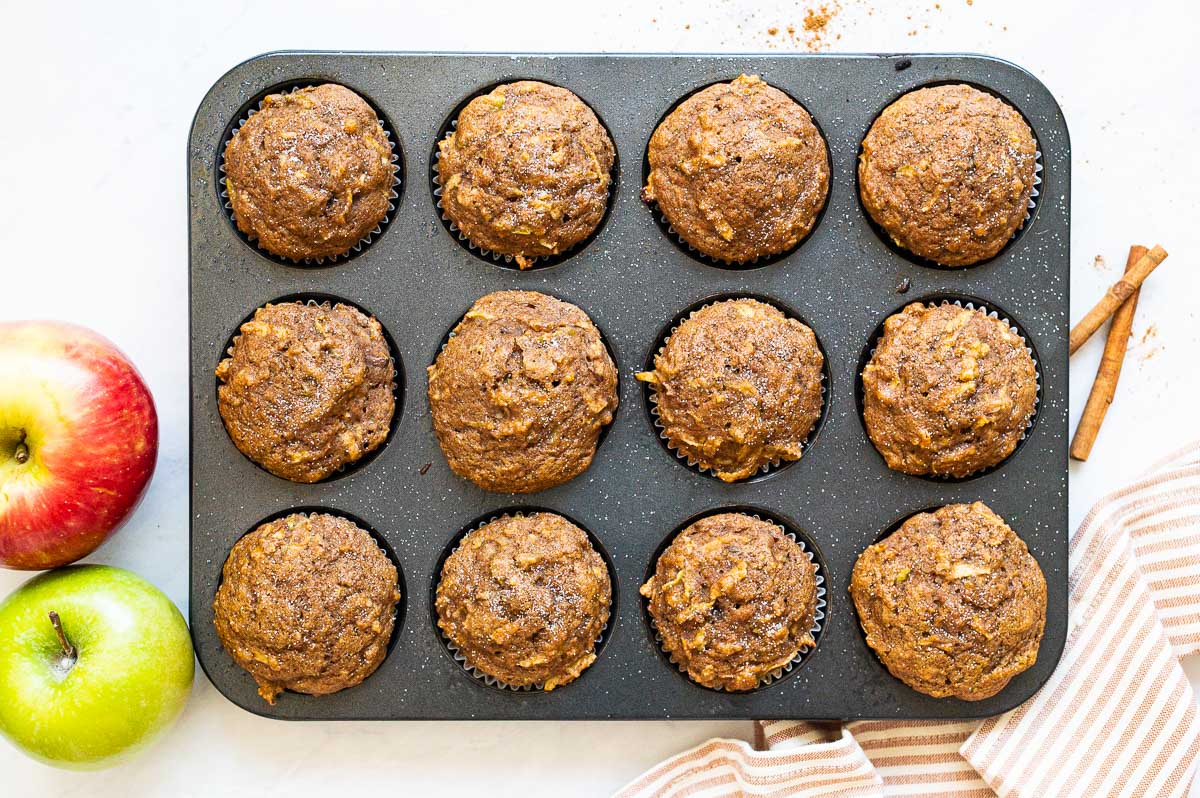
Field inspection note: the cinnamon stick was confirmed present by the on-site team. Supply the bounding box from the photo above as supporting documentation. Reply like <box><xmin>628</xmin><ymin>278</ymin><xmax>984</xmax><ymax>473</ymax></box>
<box><xmin>1069</xmin><ymin>244</ymin><xmax>1167</xmax><ymax>354</ymax></box>
<box><xmin>1069</xmin><ymin>245</ymin><xmax>1147</xmax><ymax>461</ymax></box>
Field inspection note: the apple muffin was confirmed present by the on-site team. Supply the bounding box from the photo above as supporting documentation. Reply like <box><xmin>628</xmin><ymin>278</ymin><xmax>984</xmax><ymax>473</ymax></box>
<box><xmin>637</xmin><ymin>298</ymin><xmax>823</xmax><ymax>481</ymax></box>
<box><xmin>427</xmin><ymin>291</ymin><xmax>618</xmax><ymax>493</ymax></box>
<box><xmin>859</xmin><ymin>84</ymin><xmax>1037</xmax><ymax>267</ymax></box>
<box><xmin>216</xmin><ymin>300</ymin><xmax>395</xmax><ymax>483</ymax></box>
<box><xmin>862</xmin><ymin>302</ymin><xmax>1037</xmax><ymax>478</ymax></box>
<box><xmin>436</xmin><ymin>81</ymin><xmax>615</xmax><ymax>268</ymax></box>
<box><xmin>213</xmin><ymin>512</ymin><xmax>401</xmax><ymax>704</ymax></box>
<box><xmin>850</xmin><ymin>502</ymin><xmax>1046</xmax><ymax>701</ymax></box>
<box><xmin>641</xmin><ymin>513</ymin><xmax>819</xmax><ymax>691</ymax></box>
<box><xmin>643</xmin><ymin>74</ymin><xmax>829</xmax><ymax>263</ymax></box>
<box><xmin>435</xmin><ymin>513</ymin><xmax>611</xmax><ymax>689</ymax></box>
<box><xmin>223</xmin><ymin>83</ymin><xmax>396</xmax><ymax>261</ymax></box>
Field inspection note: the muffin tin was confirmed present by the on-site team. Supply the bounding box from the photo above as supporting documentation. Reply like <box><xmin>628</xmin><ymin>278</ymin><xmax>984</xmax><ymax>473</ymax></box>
<box><xmin>189</xmin><ymin>52</ymin><xmax>1070</xmax><ymax>721</ymax></box>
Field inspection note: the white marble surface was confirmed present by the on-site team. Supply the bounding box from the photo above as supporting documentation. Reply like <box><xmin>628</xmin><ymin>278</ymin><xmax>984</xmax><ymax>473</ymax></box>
<box><xmin>2</xmin><ymin>0</ymin><xmax>1198</xmax><ymax>795</ymax></box>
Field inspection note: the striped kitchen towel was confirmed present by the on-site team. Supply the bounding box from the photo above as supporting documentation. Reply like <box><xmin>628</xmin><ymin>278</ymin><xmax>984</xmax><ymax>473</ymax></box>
<box><xmin>616</xmin><ymin>442</ymin><xmax>1200</xmax><ymax>798</ymax></box>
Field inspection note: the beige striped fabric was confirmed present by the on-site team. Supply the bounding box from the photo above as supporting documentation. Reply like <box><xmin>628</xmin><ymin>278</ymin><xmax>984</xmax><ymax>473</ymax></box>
<box><xmin>616</xmin><ymin>442</ymin><xmax>1200</xmax><ymax>798</ymax></box>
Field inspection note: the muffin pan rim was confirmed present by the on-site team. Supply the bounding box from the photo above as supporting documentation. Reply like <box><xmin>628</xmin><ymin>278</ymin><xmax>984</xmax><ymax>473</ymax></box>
<box><xmin>189</xmin><ymin>51</ymin><xmax>1070</xmax><ymax>721</ymax></box>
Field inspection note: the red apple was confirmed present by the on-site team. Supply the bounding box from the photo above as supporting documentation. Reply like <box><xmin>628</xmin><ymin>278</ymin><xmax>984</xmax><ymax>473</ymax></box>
<box><xmin>0</xmin><ymin>322</ymin><xmax>157</xmax><ymax>570</ymax></box>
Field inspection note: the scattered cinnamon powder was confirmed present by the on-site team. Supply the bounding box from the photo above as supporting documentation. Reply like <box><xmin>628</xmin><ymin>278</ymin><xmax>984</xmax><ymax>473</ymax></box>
<box><xmin>1092</xmin><ymin>255</ymin><xmax>1108</xmax><ymax>272</ymax></box>
<box><xmin>764</xmin><ymin>2</ymin><xmax>841</xmax><ymax>51</ymax></box>
<box><xmin>1135</xmin><ymin>323</ymin><xmax>1163</xmax><ymax>363</ymax></box>
<box><xmin>803</xmin><ymin>4</ymin><xmax>838</xmax><ymax>35</ymax></box>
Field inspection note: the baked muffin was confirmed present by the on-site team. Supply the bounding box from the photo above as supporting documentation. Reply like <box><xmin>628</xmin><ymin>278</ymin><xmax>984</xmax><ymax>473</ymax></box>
<box><xmin>862</xmin><ymin>302</ymin><xmax>1036</xmax><ymax>478</ymax></box>
<box><xmin>859</xmin><ymin>84</ymin><xmax>1037</xmax><ymax>267</ymax></box>
<box><xmin>850</xmin><ymin>502</ymin><xmax>1046</xmax><ymax>701</ymax></box>
<box><xmin>436</xmin><ymin>81</ymin><xmax>615</xmax><ymax>268</ymax></box>
<box><xmin>641</xmin><ymin>513</ymin><xmax>819</xmax><ymax>691</ymax></box>
<box><xmin>427</xmin><ymin>291</ymin><xmax>618</xmax><ymax>493</ymax></box>
<box><xmin>643</xmin><ymin>74</ymin><xmax>829</xmax><ymax>263</ymax></box>
<box><xmin>223</xmin><ymin>83</ymin><xmax>396</xmax><ymax>261</ymax></box>
<box><xmin>435</xmin><ymin>513</ymin><xmax>611</xmax><ymax>689</ymax></box>
<box><xmin>637</xmin><ymin>298</ymin><xmax>823</xmax><ymax>481</ymax></box>
<box><xmin>216</xmin><ymin>301</ymin><xmax>395</xmax><ymax>483</ymax></box>
<box><xmin>213</xmin><ymin>512</ymin><xmax>401</xmax><ymax>704</ymax></box>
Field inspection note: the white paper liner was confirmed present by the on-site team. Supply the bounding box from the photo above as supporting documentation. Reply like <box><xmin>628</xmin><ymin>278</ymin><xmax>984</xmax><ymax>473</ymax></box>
<box><xmin>647</xmin><ymin>516</ymin><xmax>827</xmax><ymax>692</ymax></box>
<box><xmin>218</xmin><ymin>84</ymin><xmax>401</xmax><ymax>266</ymax></box>
<box><xmin>218</xmin><ymin>298</ymin><xmax>400</xmax><ymax>482</ymax></box>
<box><xmin>644</xmin><ymin>298</ymin><xmax>827</xmax><ymax>480</ymax></box>
<box><xmin>431</xmin><ymin>115</ymin><xmax>613</xmax><ymax>269</ymax></box>
<box><xmin>435</xmin><ymin>511</ymin><xmax>612</xmax><ymax>692</ymax></box>
<box><xmin>861</xmin><ymin>297</ymin><xmax>1042</xmax><ymax>480</ymax></box>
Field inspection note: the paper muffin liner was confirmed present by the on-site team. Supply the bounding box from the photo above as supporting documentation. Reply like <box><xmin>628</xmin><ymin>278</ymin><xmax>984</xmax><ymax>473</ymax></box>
<box><xmin>860</xmin><ymin>296</ymin><xmax>1042</xmax><ymax>481</ymax></box>
<box><xmin>217</xmin><ymin>296</ymin><xmax>401</xmax><ymax>482</ymax></box>
<box><xmin>646</xmin><ymin>515</ymin><xmax>826</xmax><ymax>692</ymax></box>
<box><xmin>434</xmin><ymin>511</ymin><xmax>612</xmax><ymax>692</ymax></box>
<box><xmin>431</xmin><ymin>116</ymin><xmax>613</xmax><ymax>270</ymax></box>
<box><xmin>643</xmin><ymin>298</ymin><xmax>828</xmax><ymax>481</ymax></box>
<box><xmin>218</xmin><ymin>84</ymin><xmax>402</xmax><ymax>266</ymax></box>
<box><xmin>651</xmin><ymin>207</ymin><xmax>816</xmax><ymax>269</ymax></box>
<box><xmin>1026</xmin><ymin>147</ymin><xmax>1043</xmax><ymax>225</ymax></box>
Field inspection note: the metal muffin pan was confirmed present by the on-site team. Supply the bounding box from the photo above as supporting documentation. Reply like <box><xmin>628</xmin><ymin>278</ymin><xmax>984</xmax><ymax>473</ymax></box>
<box><xmin>188</xmin><ymin>52</ymin><xmax>1069</xmax><ymax>721</ymax></box>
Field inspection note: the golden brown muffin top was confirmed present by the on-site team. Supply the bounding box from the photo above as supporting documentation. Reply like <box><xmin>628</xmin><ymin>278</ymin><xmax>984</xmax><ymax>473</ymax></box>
<box><xmin>435</xmin><ymin>512</ymin><xmax>611</xmax><ymax>689</ymax></box>
<box><xmin>637</xmin><ymin>298</ymin><xmax>823</xmax><ymax>481</ymax></box>
<box><xmin>641</xmin><ymin>513</ymin><xmax>819</xmax><ymax>691</ymax></box>
<box><xmin>643</xmin><ymin>74</ymin><xmax>829</xmax><ymax>263</ymax></box>
<box><xmin>850</xmin><ymin>502</ymin><xmax>1046</xmax><ymax>701</ymax></box>
<box><xmin>437</xmin><ymin>81</ymin><xmax>615</xmax><ymax>268</ymax></box>
<box><xmin>216</xmin><ymin>301</ymin><xmax>395</xmax><ymax>483</ymax></box>
<box><xmin>213</xmin><ymin>512</ymin><xmax>401</xmax><ymax>704</ymax></box>
<box><xmin>223</xmin><ymin>83</ymin><xmax>395</xmax><ymax>261</ymax></box>
<box><xmin>862</xmin><ymin>302</ymin><xmax>1037</xmax><ymax>478</ymax></box>
<box><xmin>858</xmin><ymin>84</ymin><xmax>1037</xmax><ymax>267</ymax></box>
<box><xmin>427</xmin><ymin>290</ymin><xmax>618</xmax><ymax>493</ymax></box>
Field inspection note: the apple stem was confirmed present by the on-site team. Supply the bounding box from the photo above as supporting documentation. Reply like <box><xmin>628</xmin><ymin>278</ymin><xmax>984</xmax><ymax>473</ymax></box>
<box><xmin>13</xmin><ymin>443</ymin><xmax>29</xmax><ymax>464</ymax></box>
<box><xmin>48</xmin><ymin>611</ymin><xmax>77</xmax><ymax>665</ymax></box>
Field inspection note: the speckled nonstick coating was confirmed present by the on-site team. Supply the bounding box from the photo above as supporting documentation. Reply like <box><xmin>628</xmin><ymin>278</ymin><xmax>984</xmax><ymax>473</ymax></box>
<box><xmin>189</xmin><ymin>52</ymin><xmax>1069</xmax><ymax>721</ymax></box>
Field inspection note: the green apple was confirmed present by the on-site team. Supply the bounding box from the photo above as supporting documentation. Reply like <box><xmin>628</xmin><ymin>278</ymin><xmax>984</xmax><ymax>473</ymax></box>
<box><xmin>0</xmin><ymin>565</ymin><xmax>194</xmax><ymax>770</ymax></box>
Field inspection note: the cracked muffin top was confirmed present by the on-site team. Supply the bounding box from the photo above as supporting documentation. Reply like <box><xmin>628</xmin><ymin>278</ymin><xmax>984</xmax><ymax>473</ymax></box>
<box><xmin>850</xmin><ymin>502</ymin><xmax>1046</xmax><ymax>701</ymax></box>
<box><xmin>427</xmin><ymin>291</ymin><xmax>618</xmax><ymax>493</ymax></box>
<box><xmin>216</xmin><ymin>301</ymin><xmax>395</xmax><ymax>483</ymax></box>
<box><xmin>637</xmin><ymin>298</ymin><xmax>823</xmax><ymax>482</ymax></box>
<box><xmin>435</xmin><ymin>512</ymin><xmax>611</xmax><ymax>689</ymax></box>
<box><xmin>641</xmin><ymin>512</ymin><xmax>819</xmax><ymax>691</ymax></box>
<box><xmin>223</xmin><ymin>83</ymin><xmax>395</xmax><ymax>261</ymax></box>
<box><xmin>643</xmin><ymin>74</ymin><xmax>829</xmax><ymax>263</ymax></box>
<box><xmin>858</xmin><ymin>84</ymin><xmax>1037</xmax><ymax>267</ymax></box>
<box><xmin>213</xmin><ymin>512</ymin><xmax>401</xmax><ymax>704</ymax></box>
<box><xmin>862</xmin><ymin>302</ymin><xmax>1036</xmax><ymax>478</ymax></box>
<box><xmin>436</xmin><ymin>81</ymin><xmax>614</xmax><ymax>268</ymax></box>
